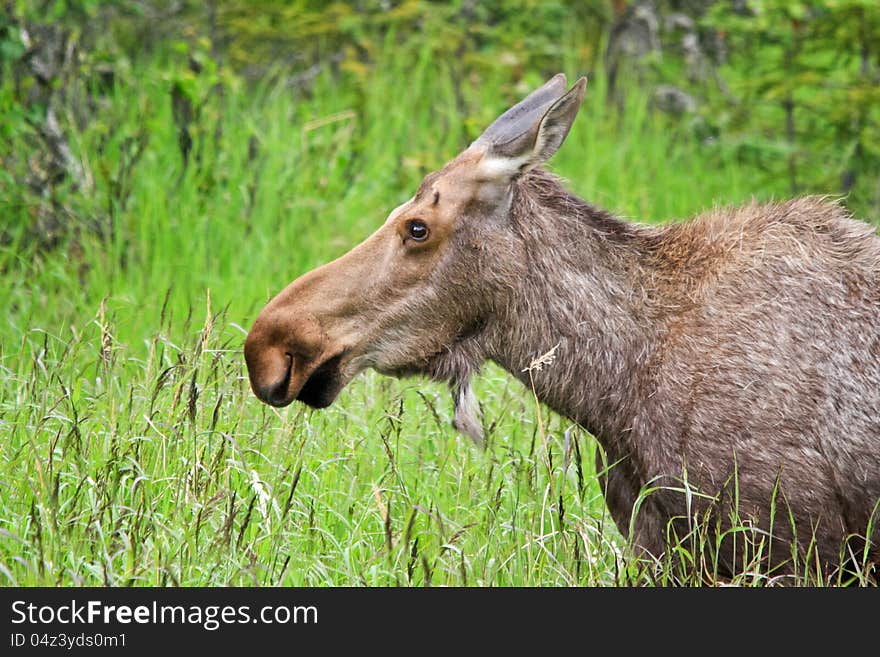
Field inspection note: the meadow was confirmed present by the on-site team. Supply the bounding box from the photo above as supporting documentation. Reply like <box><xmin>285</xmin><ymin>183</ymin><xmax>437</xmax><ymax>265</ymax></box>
<box><xmin>0</xmin><ymin>31</ymin><xmax>872</xmax><ymax>586</ymax></box>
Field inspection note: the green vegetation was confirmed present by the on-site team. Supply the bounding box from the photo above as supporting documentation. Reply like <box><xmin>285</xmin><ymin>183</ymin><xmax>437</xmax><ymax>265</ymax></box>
<box><xmin>1</xmin><ymin>1</ymin><xmax>877</xmax><ymax>586</ymax></box>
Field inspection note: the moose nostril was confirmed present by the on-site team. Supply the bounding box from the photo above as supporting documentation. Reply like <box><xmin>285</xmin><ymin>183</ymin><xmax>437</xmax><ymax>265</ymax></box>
<box><xmin>260</xmin><ymin>353</ymin><xmax>294</xmax><ymax>407</ymax></box>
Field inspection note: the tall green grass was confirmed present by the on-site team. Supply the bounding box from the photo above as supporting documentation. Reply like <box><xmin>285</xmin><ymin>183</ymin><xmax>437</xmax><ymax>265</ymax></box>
<box><xmin>0</xmin><ymin>40</ymin><xmax>860</xmax><ymax>586</ymax></box>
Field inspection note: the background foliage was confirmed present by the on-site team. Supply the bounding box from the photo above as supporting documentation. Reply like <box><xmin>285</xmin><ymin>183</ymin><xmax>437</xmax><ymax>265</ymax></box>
<box><xmin>0</xmin><ymin>0</ymin><xmax>877</xmax><ymax>586</ymax></box>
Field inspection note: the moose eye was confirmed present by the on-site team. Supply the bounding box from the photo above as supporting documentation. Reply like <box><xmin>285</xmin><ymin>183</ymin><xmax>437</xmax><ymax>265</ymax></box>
<box><xmin>407</xmin><ymin>219</ymin><xmax>429</xmax><ymax>242</ymax></box>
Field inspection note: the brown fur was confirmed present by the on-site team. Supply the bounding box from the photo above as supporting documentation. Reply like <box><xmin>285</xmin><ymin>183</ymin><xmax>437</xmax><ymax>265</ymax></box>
<box><xmin>245</xmin><ymin>75</ymin><xmax>880</xmax><ymax>578</ymax></box>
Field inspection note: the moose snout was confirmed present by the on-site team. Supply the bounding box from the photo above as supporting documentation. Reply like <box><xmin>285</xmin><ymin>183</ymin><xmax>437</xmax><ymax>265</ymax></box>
<box><xmin>244</xmin><ymin>307</ymin><xmax>328</xmax><ymax>407</ymax></box>
<box><xmin>244</xmin><ymin>342</ymin><xmax>294</xmax><ymax>406</ymax></box>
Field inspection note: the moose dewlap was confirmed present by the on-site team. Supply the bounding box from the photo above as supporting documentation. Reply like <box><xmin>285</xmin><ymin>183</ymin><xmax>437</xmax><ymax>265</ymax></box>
<box><xmin>244</xmin><ymin>73</ymin><xmax>880</xmax><ymax>576</ymax></box>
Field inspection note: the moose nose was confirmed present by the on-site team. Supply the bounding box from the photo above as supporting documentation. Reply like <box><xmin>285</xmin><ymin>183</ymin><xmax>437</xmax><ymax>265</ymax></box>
<box><xmin>243</xmin><ymin>306</ymin><xmax>328</xmax><ymax>407</ymax></box>
<box><xmin>259</xmin><ymin>353</ymin><xmax>294</xmax><ymax>407</ymax></box>
<box><xmin>243</xmin><ymin>332</ymin><xmax>296</xmax><ymax>406</ymax></box>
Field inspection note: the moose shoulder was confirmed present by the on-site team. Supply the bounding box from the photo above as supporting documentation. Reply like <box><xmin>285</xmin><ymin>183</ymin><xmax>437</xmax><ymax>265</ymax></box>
<box><xmin>244</xmin><ymin>73</ymin><xmax>880</xmax><ymax>577</ymax></box>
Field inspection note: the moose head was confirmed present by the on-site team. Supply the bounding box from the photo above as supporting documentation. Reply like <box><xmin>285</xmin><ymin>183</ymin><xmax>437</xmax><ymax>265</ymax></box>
<box><xmin>244</xmin><ymin>74</ymin><xmax>587</xmax><ymax>441</ymax></box>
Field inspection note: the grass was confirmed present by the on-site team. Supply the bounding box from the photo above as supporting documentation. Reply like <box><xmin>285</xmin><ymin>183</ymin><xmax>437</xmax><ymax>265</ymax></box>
<box><xmin>0</xmin><ymin>38</ymin><xmax>872</xmax><ymax>586</ymax></box>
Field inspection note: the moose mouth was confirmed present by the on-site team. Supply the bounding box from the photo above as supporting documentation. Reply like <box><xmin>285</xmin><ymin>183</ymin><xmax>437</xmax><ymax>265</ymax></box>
<box><xmin>294</xmin><ymin>351</ymin><xmax>347</xmax><ymax>409</ymax></box>
<box><xmin>260</xmin><ymin>351</ymin><xmax>347</xmax><ymax>409</ymax></box>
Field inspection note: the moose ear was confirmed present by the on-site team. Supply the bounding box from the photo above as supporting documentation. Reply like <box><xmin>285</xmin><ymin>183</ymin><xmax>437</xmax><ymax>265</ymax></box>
<box><xmin>474</xmin><ymin>76</ymin><xmax>587</xmax><ymax>181</ymax></box>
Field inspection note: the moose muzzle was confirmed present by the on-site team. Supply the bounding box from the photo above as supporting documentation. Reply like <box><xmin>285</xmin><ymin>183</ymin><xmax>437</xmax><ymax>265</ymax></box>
<box><xmin>243</xmin><ymin>305</ymin><xmax>343</xmax><ymax>408</ymax></box>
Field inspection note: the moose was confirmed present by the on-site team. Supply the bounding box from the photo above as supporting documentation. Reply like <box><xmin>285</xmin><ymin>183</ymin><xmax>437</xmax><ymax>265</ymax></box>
<box><xmin>245</xmin><ymin>73</ymin><xmax>880</xmax><ymax>578</ymax></box>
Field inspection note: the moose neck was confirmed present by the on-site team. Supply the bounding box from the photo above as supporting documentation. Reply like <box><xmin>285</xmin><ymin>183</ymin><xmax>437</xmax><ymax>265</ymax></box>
<box><xmin>487</xmin><ymin>170</ymin><xmax>656</xmax><ymax>439</ymax></box>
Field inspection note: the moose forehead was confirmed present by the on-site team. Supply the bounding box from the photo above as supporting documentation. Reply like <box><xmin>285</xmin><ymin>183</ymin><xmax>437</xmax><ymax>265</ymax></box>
<box><xmin>413</xmin><ymin>170</ymin><xmax>443</xmax><ymax>202</ymax></box>
<box><xmin>397</xmin><ymin>149</ymin><xmax>488</xmax><ymax>215</ymax></box>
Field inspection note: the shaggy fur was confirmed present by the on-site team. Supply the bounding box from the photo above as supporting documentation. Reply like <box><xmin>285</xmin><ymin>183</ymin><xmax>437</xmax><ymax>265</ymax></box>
<box><xmin>431</xmin><ymin>169</ymin><xmax>880</xmax><ymax>575</ymax></box>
